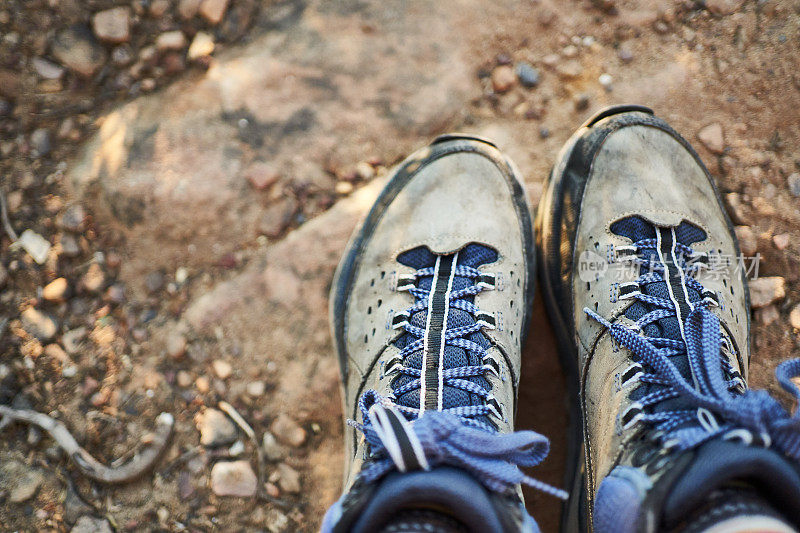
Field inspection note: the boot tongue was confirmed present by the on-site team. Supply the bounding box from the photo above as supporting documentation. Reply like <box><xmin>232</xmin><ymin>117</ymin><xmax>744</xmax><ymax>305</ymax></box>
<box><xmin>393</xmin><ymin>243</ymin><xmax>497</xmax><ymax>422</ymax></box>
<box><xmin>661</xmin><ymin>439</ymin><xmax>800</xmax><ymax>529</ymax></box>
<box><xmin>350</xmin><ymin>467</ymin><xmax>507</xmax><ymax>533</ymax></box>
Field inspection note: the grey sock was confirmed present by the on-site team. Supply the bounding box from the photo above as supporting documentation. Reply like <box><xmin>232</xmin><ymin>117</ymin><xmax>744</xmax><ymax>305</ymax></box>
<box><xmin>378</xmin><ymin>508</ymin><xmax>468</xmax><ymax>533</ymax></box>
<box><xmin>681</xmin><ymin>488</ymin><xmax>796</xmax><ymax>533</ymax></box>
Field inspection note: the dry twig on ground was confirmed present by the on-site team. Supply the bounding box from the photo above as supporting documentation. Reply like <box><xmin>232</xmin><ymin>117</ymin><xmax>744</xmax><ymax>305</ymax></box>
<box><xmin>0</xmin><ymin>405</ymin><xmax>174</xmax><ymax>484</ymax></box>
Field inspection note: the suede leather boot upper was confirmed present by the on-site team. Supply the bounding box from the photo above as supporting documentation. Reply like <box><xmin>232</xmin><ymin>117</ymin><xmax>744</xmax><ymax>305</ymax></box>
<box><xmin>536</xmin><ymin>106</ymin><xmax>800</xmax><ymax>533</ymax></box>
<box><xmin>323</xmin><ymin>135</ymin><xmax>564</xmax><ymax>533</ymax></box>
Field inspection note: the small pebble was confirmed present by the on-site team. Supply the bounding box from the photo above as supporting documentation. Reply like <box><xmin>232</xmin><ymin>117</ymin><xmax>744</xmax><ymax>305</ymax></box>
<box><xmin>748</xmin><ymin>276</ymin><xmax>785</xmax><ymax>309</ymax></box>
<box><xmin>30</xmin><ymin>128</ymin><xmax>51</xmax><ymax>157</ymax></box>
<box><xmin>789</xmin><ymin>304</ymin><xmax>800</xmax><ymax>330</ymax></box>
<box><xmin>32</xmin><ymin>58</ymin><xmax>65</xmax><ymax>80</ymax></box>
<box><xmin>556</xmin><ymin>59</ymin><xmax>583</xmax><ymax>79</ymax></box>
<box><xmin>270</xmin><ymin>413</ymin><xmax>306</xmax><ymax>447</ymax></box>
<box><xmin>697</xmin><ymin>123</ymin><xmax>724</xmax><ymax>154</ymax></box>
<box><xmin>262</xmin><ymin>432</ymin><xmax>287</xmax><ymax>461</ymax></box>
<box><xmin>167</xmin><ymin>333</ymin><xmax>188</xmax><ymax>359</ymax></box>
<box><xmin>773</xmin><ymin>233</ymin><xmax>790</xmax><ymax>250</ymax></box>
<box><xmin>196</xmin><ymin>376</ymin><xmax>210</xmax><ymax>393</ymax></box>
<box><xmin>59</xmin><ymin>204</ymin><xmax>86</xmax><ymax>232</ymax></box>
<box><xmin>541</xmin><ymin>54</ymin><xmax>560</xmax><ymax>68</ymax></box>
<box><xmin>178</xmin><ymin>0</ymin><xmax>202</xmax><ymax>19</ymax></box>
<box><xmin>176</xmin><ymin>370</ymin><xmax>193</xmax><ymax>387</ymax></box>
<box><xmin>49</xmin><ymin>26</ymin><xmax>107</xmax><ymax>77</ymax></box>
<box><xmin>245</xmin><ymin>162</ymin><xmax>281</xmax><ymax>190</ymax></box>
<box><xmin>756</xmin><ymin>304</ymin><xmax>779</xmax><ymax>326</ymax></box>
<box><xmin>175</xmin><ymin>267</ymin><xmax>189</xmax><ymax>284</ymax></box>
<box><xmin>104</xmin><ymin>283</ymin><xmax>125</xmax><ymax>304</ymax></box>
<box><xmin>653</xmin><ymin>21</ymin><xmax>670</xmax><ymax>34</ymax></box>
<box><xmin>195</xmin><ymin>407</ymin><xmax>238</xmax><ymax>447</ymax></box>
<box><xmin>705</xmin><ymin>0</ymin><xmax>745</xmax><ymax>15</ymax></box>
<box><xmin>213</xmin><ymin>359</ymin><xmax>233</xmax><ymax>379</ymax></box>
<box><xmin>92</xmin><ymin>7</ymin><xmax>131</xmax><ymax>43</ymax></box>
<box><xmin>156</xmin><ymin>31</ymin><xmax>187</xmax><ymax>51</ymax></box>
<box><xmin>246</xmin><ymin>380</ymin><xmax>266</xmax><ymax>397</ymax></box>
<box><xmin>491</xmin><ymin>65</ymin><xmax>516</xmax><ymax>93</ymax></box>
<box><xmin>149</xmin><ymin>0</ymin><xmax>170</xmax><ymax>16</ymax></box>
<box><xmin>229</xmin><ymin>440</ymin><xmax>246</xmax><ymax>457</ymax></box>
<box><xmin>574</xmin><ymin>93</ymin><xmax>591</xmax><ymax>111</ymax></box>
<box><xmin>356</xmin><ymin>161</ymin><xmax>375</xmax><ymax>180</ymax></box>
<box><xmin>276</xmin><ymin>463</ymin><xmax>301</xmax><ymax>494</ymax></box>
<box><xmin>71</xmin><ymin>516</ymin><xmax>113</xmax><ymax>533</ymax></box>
<box><xmin>515</xmin><ymin>62</ymin><xmax>540</xmax><ymax>87</ymax></box>
<box><xmin>258</xmin><ymin>197</ymin><xmax>298</xmax><ymax>238</ymax></box>
<box><xmin>335</xmin><ymin>181</ymin><xmax>354</xmax><ymax>195</ymax></box>
<box><xmin>786</xmin><ymin>173</ymin><xmax>800</xmax><ymax>197</ymax></box>
<box><xmin>60</xmin><ymin>234</ymin><xmax>81</xmax><ymax>257</ymax></box>
<box><xmin>17</xmin><ymin>230</ymin><xmax>51</xmax><ymax>264</ymax></box>
<box><xmin>188</xmin><ymin>32</ymin><xmax>215</xmax><ymax>60</ymax></box>
<box><xmin>145</xmin><ymin>270</ymin><xmax>166</xmax><ymax>293</ymax></box>
<box><xmin>210</xmin><ymin>460</ymin><xmax>257</xmax><ymax>497</ymax></box>
<box><xmin>4</xmin><ymin>461</ymin><xmax>44</xmax><ymax>503</ymax></box>
<box><xmin>265</xmin><ymin>482</ymin><xmax>280</xmax><ymax>498</ymax></box>
<box><xmin>266</xmin><ymin>509</ymin><xmax>290</xmax><ymax>531</ymax></box>
<box><xmin>21</xmin><ymin>307</ymin><xmax>58</xmax><ymax>342</ymax></box>
<box><xmin>42</xmin><ymin>277</ymin><xmax>69</xmax><ymax>302</ymax></box>
<box><xmin>598</xmin><ymin>73</ymin><xmax>613</xmax><ymax>91</ymax></box>
<box><xmin>81</xmin><ymin>263</ymin><xmax>105</xmax><ymax>293</ymax></box>
<box><xmin>199</xmin><ymin>0</ymin><xmax>230</xmax><ymax>25</ymax></box>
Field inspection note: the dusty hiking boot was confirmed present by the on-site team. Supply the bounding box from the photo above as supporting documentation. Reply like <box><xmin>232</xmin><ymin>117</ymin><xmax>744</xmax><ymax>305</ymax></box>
<box><xmin>323</xmin><ymin>135</ymin><xmax>566</xmax><ymax>533</ymax></box>
<box><xmin>536</xmin><ymin>105</ymin><xmax>800</xmax><ymax>532</ymax></box>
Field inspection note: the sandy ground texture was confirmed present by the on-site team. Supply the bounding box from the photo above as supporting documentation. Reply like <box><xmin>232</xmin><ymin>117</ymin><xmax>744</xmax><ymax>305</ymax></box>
<box><xmin>2</xmin><ymin>0</ymin><xmax>800</xmax><ymax>531</ymax></box>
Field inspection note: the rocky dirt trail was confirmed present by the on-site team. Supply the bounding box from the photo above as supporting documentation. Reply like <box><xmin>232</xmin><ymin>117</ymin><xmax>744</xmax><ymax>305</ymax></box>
<box><xmin>2</xmin><ymin>0</ymin><xmax>800</xmax><ymax>531</ymax></box>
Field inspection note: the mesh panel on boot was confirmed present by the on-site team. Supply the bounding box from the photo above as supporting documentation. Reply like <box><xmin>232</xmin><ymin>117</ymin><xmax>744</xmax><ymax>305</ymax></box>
<box><xmin>394</xmin><ymin>243</ymin><xmax>497</xmax><ymax>424</ymax></box>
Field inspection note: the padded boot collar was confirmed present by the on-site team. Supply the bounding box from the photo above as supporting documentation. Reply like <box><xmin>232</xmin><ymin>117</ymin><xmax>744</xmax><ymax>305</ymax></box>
<box><xmin>660</xmin><ymin>439</ymin><xmax>800</xmax><ymax>530</ymax></box>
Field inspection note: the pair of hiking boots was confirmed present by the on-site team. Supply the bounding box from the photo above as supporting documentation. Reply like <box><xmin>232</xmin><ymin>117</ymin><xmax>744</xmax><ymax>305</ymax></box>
<box><xmin>321</xmin><ymin>106</ymin><xmax>800</xmax><ymax>533</ymax></box>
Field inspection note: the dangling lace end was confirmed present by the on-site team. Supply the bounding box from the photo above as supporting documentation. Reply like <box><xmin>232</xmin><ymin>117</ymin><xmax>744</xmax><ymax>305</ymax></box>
<box><xmin>585</xmin><ymin>306</ymin><xmax>613</xmax><ymax>328</ymax></box>
<box><xmin>521</xmin><ymin>475</ymin><xmax>569</xmax><ymax>500</ymax></box>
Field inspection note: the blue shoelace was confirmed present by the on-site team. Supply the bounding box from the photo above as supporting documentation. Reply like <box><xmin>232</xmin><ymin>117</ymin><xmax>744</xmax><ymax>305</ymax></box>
<box><xmin>352</xmin><ymin>256</ymin><xmax>567</xmax><ymax>500</ymax></box>
<box><xmin>586</xmin><ymin>234</ymin><xmax>800</xmax><ymax>460</ymax></box>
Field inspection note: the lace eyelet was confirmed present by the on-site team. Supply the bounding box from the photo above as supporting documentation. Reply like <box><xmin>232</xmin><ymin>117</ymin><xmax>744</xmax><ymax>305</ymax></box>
<box><xmin>620</xmin><ymin>402</ymin><xmax>644</xmax><ymax>431</ymax></box>
<box><xmin>619</xmin><ymin>363</ymin><xmax>644</xmax><ymax>388</ymax></box>
<box><xmin>482</xmin><ymin>355</ymin><xmax>501</xmax><ymax>379</ymax></box>
<box><xmin>485</xmin><ymin>394</ymin><xmax>503</xmax><ymax>420</ymax></box>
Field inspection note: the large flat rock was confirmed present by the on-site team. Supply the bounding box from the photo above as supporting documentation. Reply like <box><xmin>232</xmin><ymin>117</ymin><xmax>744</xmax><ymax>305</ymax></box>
<box><xmin>67</xmin><ymin>0</ymin><xmax>476</xmax><ymax>290</ymax></box>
